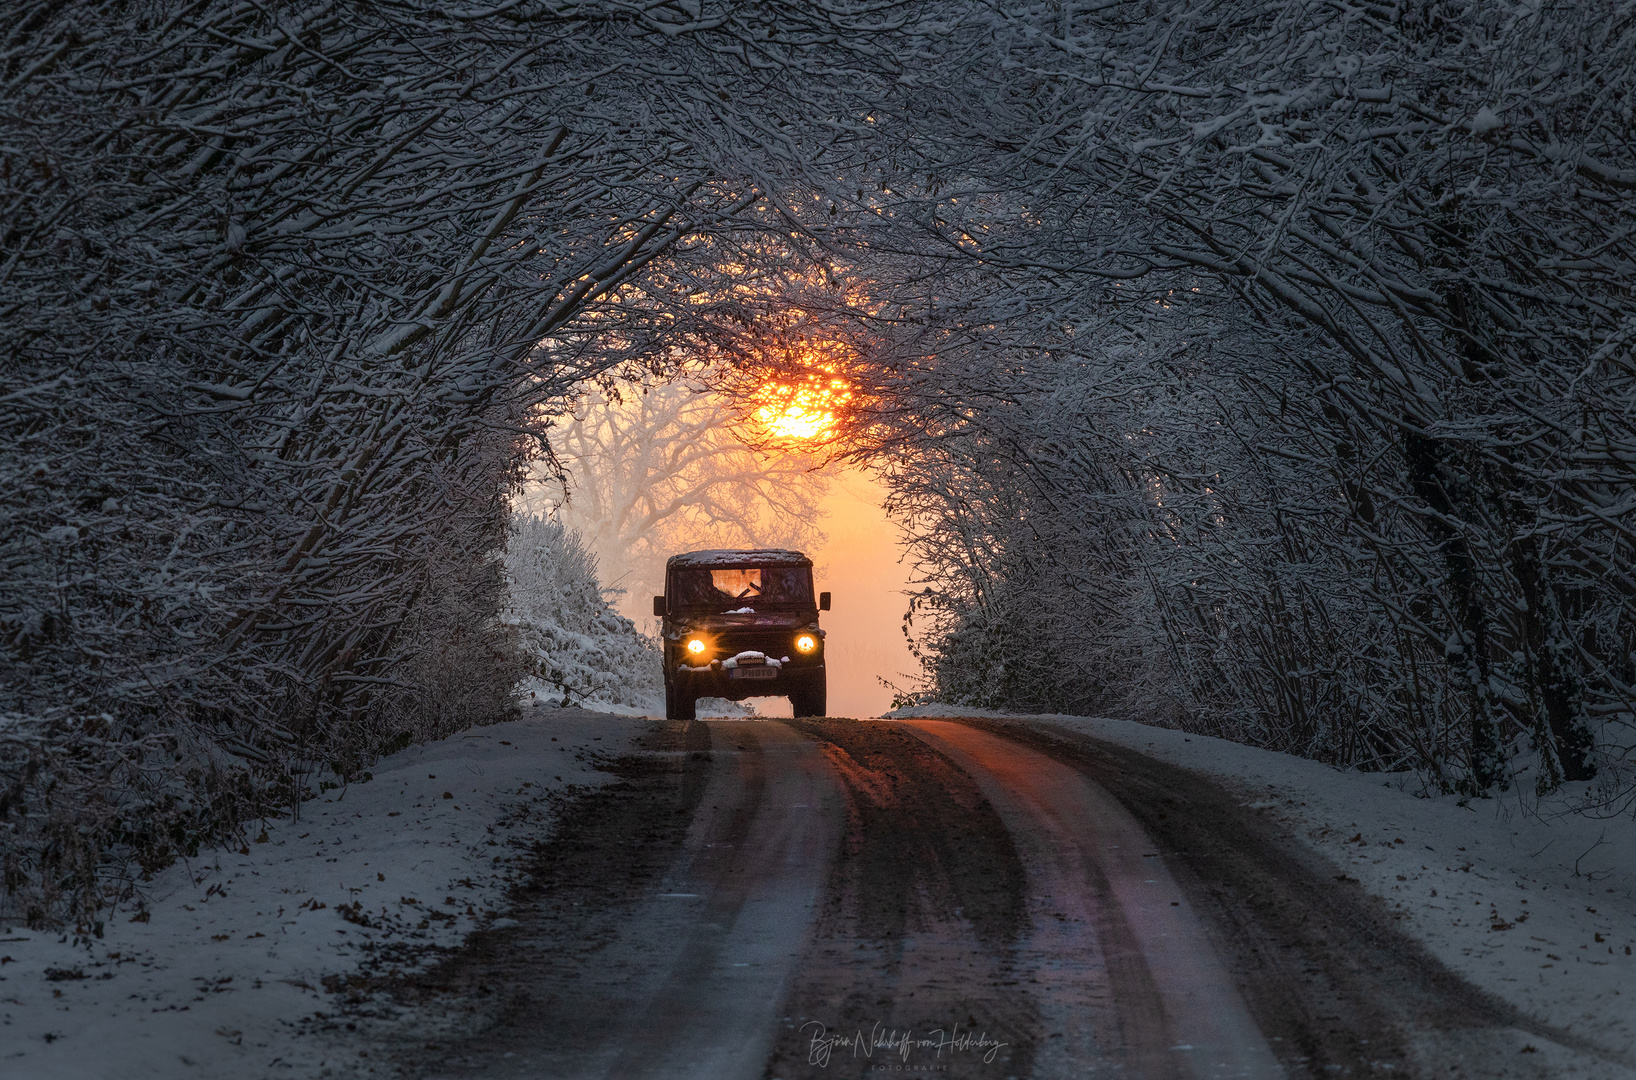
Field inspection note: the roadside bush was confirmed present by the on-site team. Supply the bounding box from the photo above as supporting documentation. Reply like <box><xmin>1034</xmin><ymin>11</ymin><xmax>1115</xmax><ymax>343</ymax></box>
<box><xmin>505</xmin><ymin>516</ymin><xmax>665</xmax><ymax>713</ymax></box>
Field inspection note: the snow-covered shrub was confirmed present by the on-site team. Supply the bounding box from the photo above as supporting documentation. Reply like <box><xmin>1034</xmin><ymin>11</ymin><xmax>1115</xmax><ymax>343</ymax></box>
<box><xmin>504</xmin><ymin>516</ymin><xmax>664</xmax><ymax>712</ymax></box>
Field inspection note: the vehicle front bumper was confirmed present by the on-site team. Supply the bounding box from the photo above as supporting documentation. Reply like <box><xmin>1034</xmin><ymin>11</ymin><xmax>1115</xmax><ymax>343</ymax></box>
<box><xmin>671</xmin><ymin>660</ymin><xmax>824</xmax><ymax>702</ymax></box>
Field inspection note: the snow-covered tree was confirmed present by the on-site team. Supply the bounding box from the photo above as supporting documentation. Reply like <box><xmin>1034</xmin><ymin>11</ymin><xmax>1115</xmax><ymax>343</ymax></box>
<box><xmin>9</xmin><ymin>0</ymin><xmax>1636</xmax><ymax>923</ymax></box>
<box><xmin>0</xmin><ymin>0</ymin><xmax>903</xmax><ymax>920</ymax></box>
<box><xmin>800</xmin><ymin>0</ymin><xmax>1636</xmax><ymax>806</ymax></box>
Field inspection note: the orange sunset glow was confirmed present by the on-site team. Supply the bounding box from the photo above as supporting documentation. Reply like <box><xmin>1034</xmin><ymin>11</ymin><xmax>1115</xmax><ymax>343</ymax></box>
<box><xmin>752</xmin><ymin>368</ymin><xmax>854</xmax><ymax>442</ymax></box>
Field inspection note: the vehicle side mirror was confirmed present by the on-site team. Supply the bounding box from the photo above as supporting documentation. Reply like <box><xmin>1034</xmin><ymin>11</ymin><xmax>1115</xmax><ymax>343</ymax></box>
<box><xmin>652</xmin><ymin>595</ymin><xmax>667</xmax><ymax>617</ymax></box>
<box><xmin>819</xmin><ymin>591</ymin><xmax>831</xmax><ymax>611</ymax></box>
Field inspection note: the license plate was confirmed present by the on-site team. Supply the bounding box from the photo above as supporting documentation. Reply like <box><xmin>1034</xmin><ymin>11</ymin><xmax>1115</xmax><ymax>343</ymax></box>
<box><xmin>729</xmin><ymin>667</ymin><xmax>777</xmax><ymax>680</ymax></box>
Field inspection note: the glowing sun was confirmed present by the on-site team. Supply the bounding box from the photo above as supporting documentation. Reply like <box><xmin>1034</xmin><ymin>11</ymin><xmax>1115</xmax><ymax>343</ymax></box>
<box><xmin>753</xmin><ymin>370</ymin><xmax>853</xmax><ymax>441</ymax></box>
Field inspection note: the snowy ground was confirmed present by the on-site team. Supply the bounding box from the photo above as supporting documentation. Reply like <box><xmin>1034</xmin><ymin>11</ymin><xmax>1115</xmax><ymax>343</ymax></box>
<box><xmin>0</xmin><ymin>705</ymin><xmax>651</xmax><ymax>1080</ymax></box>
<box><xmin>890</xmin><ymin>705</ymin><xmax>1636</xmax><ymax>1072</ymax></box>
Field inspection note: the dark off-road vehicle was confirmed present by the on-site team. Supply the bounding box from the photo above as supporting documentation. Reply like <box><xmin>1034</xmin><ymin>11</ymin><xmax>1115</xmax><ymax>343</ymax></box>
<box><xmin>654</xmin><ymin>549</ymin><xmax>830</xmax><ymax>721</ymax></box>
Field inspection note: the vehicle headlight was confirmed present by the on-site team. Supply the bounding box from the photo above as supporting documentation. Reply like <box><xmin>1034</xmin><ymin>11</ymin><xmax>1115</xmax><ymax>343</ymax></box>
<box><xmin>794</xmin><ymin>634</ymin><xmax>818</xmax><ymax>654</ymax></box>
<box><xmin>685</xmin><ymin>637</ymin><xmax>707</xmax><ymax>657</ymax></box>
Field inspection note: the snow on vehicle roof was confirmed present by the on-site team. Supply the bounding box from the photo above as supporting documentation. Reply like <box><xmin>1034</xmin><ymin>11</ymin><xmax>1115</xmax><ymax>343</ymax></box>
<box><xmin>666</xmin><ymin>548</ymin><xmax>812</xmax><ymax>569</ymax></box>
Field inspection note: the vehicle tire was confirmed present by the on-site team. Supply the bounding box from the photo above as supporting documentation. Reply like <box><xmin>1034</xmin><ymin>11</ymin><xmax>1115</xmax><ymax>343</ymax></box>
<box><xmin>666</xmin><ymin>679</ymin><xmax>697</xmax><ymax>722</ymax></box>
<box><xmin>665</xmin><ymin>679</ymin><xmax>694</xmax><ymax>722</ymax></box>
<box><xmin>790</xmin><ymin>679</ymin><xmax>826</xmax><ymax>718</ymax></box>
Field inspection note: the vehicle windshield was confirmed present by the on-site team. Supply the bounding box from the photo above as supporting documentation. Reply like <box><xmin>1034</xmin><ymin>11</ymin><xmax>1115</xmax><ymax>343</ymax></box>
<box><xmin>669</xmin><ymin>566</ymin><xmax>814</xmax><ymax>610</ymax></box>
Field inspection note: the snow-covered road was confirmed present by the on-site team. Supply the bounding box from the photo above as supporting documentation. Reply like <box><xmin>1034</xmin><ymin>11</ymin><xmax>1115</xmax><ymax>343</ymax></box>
<box><xmin>906</xmin><ymin>719</ymin><xmax>1284</xmax><ymax>1079</ymax></box>
<box><xmin>5</xmin><ymin>708</ymin><xmax>1633</xmax><ymax>1080</ymax></box>
<box><xmin>893</xmin><ymin>707</ymin><xmax>1636</xmax><ymax>1079</ymax></box>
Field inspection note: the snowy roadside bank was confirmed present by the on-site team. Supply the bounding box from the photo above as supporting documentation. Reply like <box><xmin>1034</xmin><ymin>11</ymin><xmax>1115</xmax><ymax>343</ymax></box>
<box><xmin>888</xmin><ymin>706</ymin><xmax>1636</xmax><ymax>1069</ymax></box>
<box><xmin>0</xmin><ymin>706</ymin><xmax>652</xmax><ymax>1080</ymax></box>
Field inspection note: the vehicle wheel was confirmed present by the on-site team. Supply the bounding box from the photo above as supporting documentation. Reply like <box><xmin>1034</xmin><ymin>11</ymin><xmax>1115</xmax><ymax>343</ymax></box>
<box><xmin>666</xmin><ymin>679</ymin><xmax>696</xmax><ymax>722</ymax></box>
<box><xmin>660</xmin><ymin>680</ymin><xmax>693</xmax><ymax>720</ymax></box>
<box><xmin>790</xmin><ymin>680</ymin><xmax>826</xmax><ymax>718</ymax></box>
